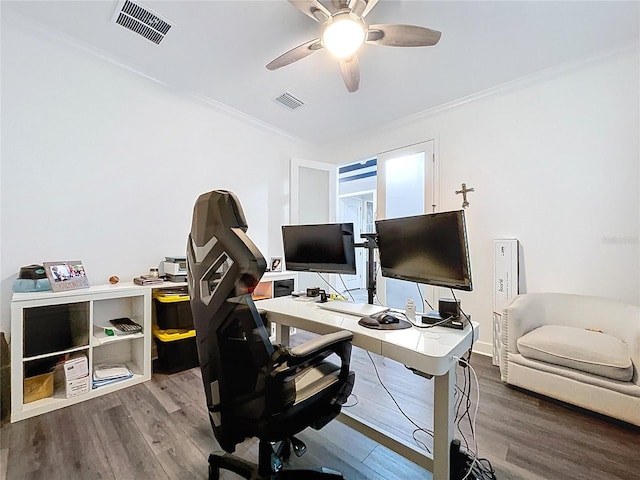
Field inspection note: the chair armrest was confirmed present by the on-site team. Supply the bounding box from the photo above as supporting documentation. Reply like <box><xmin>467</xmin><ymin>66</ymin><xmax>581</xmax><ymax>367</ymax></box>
<box><xmin>270</xmin><ymin>330</ymin><xmax>353</xmax><ymax>384</ymax></box>
<box><xmin>266</xmin><ymin>330</ymin><xmax>355</xmax><ymax>413</ymax></box>
<box><xmin>289</xmin><ymin>330</ymin><xmax>353</xmax><ymax>362</ymax></box>
<box><xmin>289</xmin><ymin>330</ymin><xmax>353</xmax><ymax>379</ymax></box>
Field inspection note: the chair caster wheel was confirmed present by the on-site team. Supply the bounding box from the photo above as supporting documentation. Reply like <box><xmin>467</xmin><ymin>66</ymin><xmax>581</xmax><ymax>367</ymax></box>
<box><xmin>208</xmin><ymin>464</ymin><xmax>220</xmax><ymax>480</ymax></box>
<box><xmin>271</xmin><ymin>452</ymin><xmax>283</xmax><ymax>473</ymax></box>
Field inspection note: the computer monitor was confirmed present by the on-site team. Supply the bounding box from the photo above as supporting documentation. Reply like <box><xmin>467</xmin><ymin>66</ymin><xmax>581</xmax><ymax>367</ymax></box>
<box><xmin>282</xmin><ymin>223</ymin><xmax>357</xmax><ymax>275</ymax></box>
<box><xmin>375</xmin><ymin>210</ymin><xmax>472</xmax><ymax>291</ymax></box>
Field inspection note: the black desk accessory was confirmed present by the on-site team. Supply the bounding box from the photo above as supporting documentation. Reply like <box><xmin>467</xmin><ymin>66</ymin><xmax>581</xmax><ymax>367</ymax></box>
<box><xmin>421</xmin><ymin>311</ymin><xmax>469</xmax><ymax>330</ymax></box>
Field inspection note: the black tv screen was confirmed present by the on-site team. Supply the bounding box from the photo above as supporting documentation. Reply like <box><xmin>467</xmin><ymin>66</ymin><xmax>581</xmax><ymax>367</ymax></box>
<box><xmin>375</xmin><ymin>210</ymin><xmax>472</xmax><ymax>291</ymax></box>
<box><xmin>282</xmin><ymin>223</ymin><xmax>356</xmax><ymax>275</ymax></box>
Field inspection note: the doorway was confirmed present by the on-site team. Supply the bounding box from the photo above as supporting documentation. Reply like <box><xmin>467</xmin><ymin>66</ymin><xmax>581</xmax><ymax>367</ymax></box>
<box><xmin>338</xmin><ymin>192</ymin><xmax>374</xmax><ymax>292</ymax></box>
<box><xmin>337</xmin><ymin>159</ymin><xmax>377</xmax><ymax>296</ymax></box>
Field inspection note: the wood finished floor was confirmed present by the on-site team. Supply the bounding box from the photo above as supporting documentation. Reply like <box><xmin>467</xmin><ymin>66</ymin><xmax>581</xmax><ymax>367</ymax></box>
<box><xmin>2</xmin><ymin>334</ymin><xmax>639</xmax><ymax>480</ymax></box>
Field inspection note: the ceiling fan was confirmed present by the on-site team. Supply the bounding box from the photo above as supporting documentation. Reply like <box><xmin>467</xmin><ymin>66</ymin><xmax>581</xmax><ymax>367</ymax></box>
<box><xmin>266</xmin><ymin>0</ymin><xmax>442</xmax><ymax>93</ymax></box>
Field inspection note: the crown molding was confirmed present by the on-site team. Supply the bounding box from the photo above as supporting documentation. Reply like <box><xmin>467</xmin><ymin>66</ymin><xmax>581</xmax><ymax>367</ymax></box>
<box><xmin>3</xmin><ymin>9</ymin><xmax>314</xmax><ymax>148</ymax></box>
<box><xmin>397</xmin><ymin>42</ymin><xmax>638</xmax><ymax>125</ymax></box>
<box><xmin>328</xmin><ymin>41</ymin><xmax>639</xmax><ymax>150</ymax></box>
<box><xmin>5</xmin><ymin>9</ymin><xmax>637</xmax><ymax>152</ymax></box>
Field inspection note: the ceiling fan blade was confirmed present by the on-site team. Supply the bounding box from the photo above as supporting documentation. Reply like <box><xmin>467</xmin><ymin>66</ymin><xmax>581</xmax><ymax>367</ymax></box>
<box><xmin>266</xmin><ymin>38</ymin><xmax>323</xmax><ymax>70</ymax></box>
<box><xmin>288</xmin><ymin>0</ymin><xmax>331</xmax><ymax>22</ymax></box>
<box><xmin>366</xmin><ymin>24</ymin><xmax>442</xmax><ymax>47</ymax></box>
<box><xmin>349</xmin><ymin>0</ymin><xmax>367</xmax><ymax>17</ymax></box>
<box><xmin>351</xmin><ymin>0</ymin><xmax>378</xmax><ymax>17</ymax></box>
<box><xmin>331</xmin><ymin>0</ymin><xmax>350</xmax><ymax>12</ymax></box>
<box><xmin>339</xmin><ymin>55</ymin><xmax>360</xmax><ymax>93</ymax></box>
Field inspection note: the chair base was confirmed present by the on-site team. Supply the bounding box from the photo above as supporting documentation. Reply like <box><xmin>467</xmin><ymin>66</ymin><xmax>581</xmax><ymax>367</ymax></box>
<box><xmin>207</xmin><ymin>439</ymin><xmax>344</xmax><ymax>480</ymax></box>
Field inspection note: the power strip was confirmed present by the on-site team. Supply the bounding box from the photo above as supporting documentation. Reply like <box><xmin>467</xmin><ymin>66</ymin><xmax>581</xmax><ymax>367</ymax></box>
<box><xmin>450</xmin><ymin>439</ymin><xmax>482</xmax><ymax>480</ymax></box>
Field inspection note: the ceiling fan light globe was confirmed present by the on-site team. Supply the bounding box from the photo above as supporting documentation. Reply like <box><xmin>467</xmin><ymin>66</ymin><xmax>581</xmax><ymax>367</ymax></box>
<box><xmin>322</xmin><ymin>14</ymin><xmax>365</xmax><ymax>59</ymax></box>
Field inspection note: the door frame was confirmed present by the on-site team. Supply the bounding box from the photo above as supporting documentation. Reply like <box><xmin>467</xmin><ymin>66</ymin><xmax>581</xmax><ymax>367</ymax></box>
<box><xmin>375</xmin><ymin>140</ymin><xmax>439</xmax><ymax>308</ymax></box>
<box><xmin>290</xmin><ymin>158</ymin><xmax>337</xmax><ymax>224</ymax></box>
<box><xmin>290</xmin><ymin>158</ymin><xmax>338</xmax><ymax>292</ymax></box>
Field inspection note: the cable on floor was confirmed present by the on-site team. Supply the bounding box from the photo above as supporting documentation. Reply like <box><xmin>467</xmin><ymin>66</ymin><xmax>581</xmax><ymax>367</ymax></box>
<box><xmin>366</xmin><ymin>350</ymin><xmax>433</xmax><ymax>453</ymax></box>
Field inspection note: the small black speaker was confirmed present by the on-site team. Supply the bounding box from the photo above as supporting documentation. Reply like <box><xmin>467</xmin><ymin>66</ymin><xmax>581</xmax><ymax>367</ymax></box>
<box><xmin>439</xmin><ymin>298</ymin><xmax>461</xmax><ymax>319</ymax></box>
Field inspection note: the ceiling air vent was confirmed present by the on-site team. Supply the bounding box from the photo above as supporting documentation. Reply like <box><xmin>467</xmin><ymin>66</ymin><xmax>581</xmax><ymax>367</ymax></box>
<box><xmin>114</xmin><ymin>0</ymin><xmax>172</xmax><ymax>45</ymax></box>
<box><xmin>274</xmin><ymin>92</ymin><xmax>306</xmax><ymax>111</ymax></box>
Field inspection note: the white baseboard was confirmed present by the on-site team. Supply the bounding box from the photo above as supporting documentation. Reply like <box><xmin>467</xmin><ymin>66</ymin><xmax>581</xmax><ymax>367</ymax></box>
<box><xmin>472</xmin><ymin>341</ymin><xmax>493</xmax><ymax>358</ymax></box>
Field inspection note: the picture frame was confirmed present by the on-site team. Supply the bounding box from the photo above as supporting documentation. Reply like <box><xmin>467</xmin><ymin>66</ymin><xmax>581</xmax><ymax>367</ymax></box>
<box><xmin>270</xmin><ymin>257</ymin><xmax>283</xmax><ymax>272</ymax></box>
<box><xmin>43</xmin><ymin>261</ymin><xmax>90</xmax><ymax>292</ymax></box>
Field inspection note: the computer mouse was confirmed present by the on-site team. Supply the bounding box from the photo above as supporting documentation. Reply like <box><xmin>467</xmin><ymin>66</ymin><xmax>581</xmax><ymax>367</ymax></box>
<box><xmin>379</xmin><ymin>314</ymin><xmax>400</xmax><ymax>325</ymax></box>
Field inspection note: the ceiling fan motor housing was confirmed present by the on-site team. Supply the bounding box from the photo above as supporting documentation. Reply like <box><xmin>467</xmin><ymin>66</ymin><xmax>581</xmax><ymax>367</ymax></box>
<box><xmin>321</xmin><ymin>12</ymin><xmax>367</xmax><ymax>58</ymax></box>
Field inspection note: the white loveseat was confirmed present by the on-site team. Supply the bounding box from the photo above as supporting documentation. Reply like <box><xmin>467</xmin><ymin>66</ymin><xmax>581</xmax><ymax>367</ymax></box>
<box><xmin>500</xmin><ymin>293</ymin><xmax>640</xmax><ymax>426</ymax></box>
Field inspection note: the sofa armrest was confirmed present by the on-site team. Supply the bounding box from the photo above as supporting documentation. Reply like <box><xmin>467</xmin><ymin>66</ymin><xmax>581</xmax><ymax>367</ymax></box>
<box><xmin>502</xmin><ymin>294</ymin><xmax>546</xmax><ymax>355</ymax></box>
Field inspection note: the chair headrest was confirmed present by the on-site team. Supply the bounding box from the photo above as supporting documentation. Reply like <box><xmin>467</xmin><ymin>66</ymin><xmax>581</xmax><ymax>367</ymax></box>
<box><xmin>191</xmin><ymin>190</ymin><xmax>248</xmax><ymax>247</ymax></box>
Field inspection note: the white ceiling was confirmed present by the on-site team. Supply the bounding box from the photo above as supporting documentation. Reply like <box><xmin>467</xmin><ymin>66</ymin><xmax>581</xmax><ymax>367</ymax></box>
<box><xmin>4</xmin><ymin>1</ymin><xmax>639</xmax><ymax>145</ymax></box>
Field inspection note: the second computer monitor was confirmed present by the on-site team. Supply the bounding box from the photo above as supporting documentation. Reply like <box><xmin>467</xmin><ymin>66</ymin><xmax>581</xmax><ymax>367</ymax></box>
<box><xmin>375</xmin><ymin>210</ymin><xmax>472</xmax><ymax>291</ymax></box>
<box><xmin>282</xmin><ymin>222</ymin><xmax>356</xmax><ymax>275</ymax></box>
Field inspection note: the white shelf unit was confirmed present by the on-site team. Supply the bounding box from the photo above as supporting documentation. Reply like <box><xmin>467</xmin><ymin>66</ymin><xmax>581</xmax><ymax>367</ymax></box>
<box><xmin>10</xmin><ymin>283</ymin><xmax>152</xmax><ymax>422</ymax></box>
<box><xmin>253</xmin><ymin>272</ymin><xmax>297</xmax><ymax>338</ymax></box>
<box><xmin>252</xmin><ymin>271</ymin><xmax>296</xmax><ymax>301</ymax></box>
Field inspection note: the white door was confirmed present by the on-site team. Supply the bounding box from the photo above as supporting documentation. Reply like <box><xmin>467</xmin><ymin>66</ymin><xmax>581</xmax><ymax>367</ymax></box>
<box><xmin>339</xmin><ymin>196</ymin><xmax>365</xmax><ymax>291</ymax></box>
<box><xmin>376</xmin><ymin>141</ymin><xmax>438</xmax><ymax>311</ymax></box>
<box><xmin>290</xmin><ymin>158</ymin><xmax>337</xmax><ymax>292</ymax></box>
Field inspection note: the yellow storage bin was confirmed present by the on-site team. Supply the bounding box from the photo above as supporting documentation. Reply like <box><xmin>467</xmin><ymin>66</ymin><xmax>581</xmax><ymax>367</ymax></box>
<box><xmin>24</xmin><ymin>372</ymin><xmax>54</xmax><ymax>404</ymax></box>
<box><xmin>153</xmin><ymin>290</ymin><xmax>193</xmax><ymax>330</ymax></box>
<box><xmin>152</xmin><ymin>325</ymin><xmax>198</xmax><ymax>374</ymax></box>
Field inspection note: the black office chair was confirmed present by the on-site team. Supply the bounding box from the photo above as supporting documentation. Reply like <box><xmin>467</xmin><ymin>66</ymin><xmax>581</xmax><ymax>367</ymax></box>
<box><xmin>187</xmin><ymin>190</ymin><xmax>355</xmax><ymax>480</ymax></box>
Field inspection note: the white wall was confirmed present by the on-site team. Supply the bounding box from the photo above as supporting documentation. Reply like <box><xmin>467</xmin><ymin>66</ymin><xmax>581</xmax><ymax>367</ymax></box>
<box><xmin>326</xmin><ymin>47</ymin><xmax>640</xmax><ymax>354</ymax></box>
<box><xmin>0</xmin><ymin>19</ymin><xmax>317</xmax><ymax>335</ymax></box>
<box><xmin>3</xmin><ymin>15</ymin><xmax>638</xmax><ymax>358</ymax></box>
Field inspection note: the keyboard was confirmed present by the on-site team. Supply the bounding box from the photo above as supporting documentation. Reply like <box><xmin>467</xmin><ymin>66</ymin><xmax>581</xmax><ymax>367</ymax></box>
<box><xmin>317</xmin><ymin>301</ymin><xmax>389</xmax><ymax>317</ymax></box>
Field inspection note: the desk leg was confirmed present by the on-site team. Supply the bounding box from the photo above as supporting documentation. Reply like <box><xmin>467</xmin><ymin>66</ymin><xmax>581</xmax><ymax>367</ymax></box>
<box><xmin>275</xmin><ymin>323</ymin><xmax>290</xmax><ymax>346</ymax></box>
<box><xmin>433</xmin><ymin>369</ymin><xmax>454</xmax><ymax>480</ymax></box>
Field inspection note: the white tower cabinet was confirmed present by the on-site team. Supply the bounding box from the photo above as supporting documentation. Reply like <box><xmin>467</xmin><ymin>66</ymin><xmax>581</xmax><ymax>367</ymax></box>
<box><xmin>492</xmin><ymin>239</ymin><xmax>519</xmax><ymax>366</ymax></box>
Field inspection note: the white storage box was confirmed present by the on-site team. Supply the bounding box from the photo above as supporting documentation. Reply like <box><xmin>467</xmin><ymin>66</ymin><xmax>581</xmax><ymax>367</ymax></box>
<box><xmin>64</xmin><ymin>355</ymin><xmax>88</xmax><ymax>381</ymax></box>
<box><xmin>66</xmin><ymin>375</ymin><xmax>90</xmax><ymax>398</ymax></box>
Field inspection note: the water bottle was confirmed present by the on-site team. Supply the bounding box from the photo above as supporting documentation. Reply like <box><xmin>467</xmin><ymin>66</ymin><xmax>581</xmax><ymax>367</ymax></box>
<box><xmin>405</xmin><ymin>298</ymin><xmax>416</xmax><ymax>322</ymax></box>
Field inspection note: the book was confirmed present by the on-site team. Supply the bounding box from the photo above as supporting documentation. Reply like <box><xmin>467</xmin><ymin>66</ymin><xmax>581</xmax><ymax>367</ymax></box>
<box><xmin>133</xmin><ymin>275</ymin><xmax>164</xmax><ymax>286</ymax></box>
<box><xmin>92</xmin><ymin>364</ymin><xmax>133</xmax><ymax>388</ymax></box>
<box><xmin>92</xmin><ymin>375</ymin><xmax>133</xmax><ymax>389</ymax></box>
<box><xmin>93</xmin><ymin>364</ymin><xmax>131</xmax><ymax>380</ymax></box>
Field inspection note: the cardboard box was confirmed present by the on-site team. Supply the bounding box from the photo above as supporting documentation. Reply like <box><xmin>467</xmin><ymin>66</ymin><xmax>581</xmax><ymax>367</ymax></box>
<box><xmin>64</xmin><ymin>355</ymin><xmax>88</xmax><ymax>380</ymax></box>
<box><xmin>24</xmin><ymin>372</ymin><xmax>54</xmax><ymax>404</ymax></box>
<box><xmin>66</xmin><ymin>375</ymin><xmax>90</xmax><ymax>399</ymax></box>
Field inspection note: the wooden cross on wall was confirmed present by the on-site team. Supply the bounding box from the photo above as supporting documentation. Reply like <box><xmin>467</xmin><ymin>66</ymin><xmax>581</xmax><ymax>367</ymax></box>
<box><xmin>455</xmin><ymin>183</ymin><xmax>475</xmax><ymax>208</ymax></box>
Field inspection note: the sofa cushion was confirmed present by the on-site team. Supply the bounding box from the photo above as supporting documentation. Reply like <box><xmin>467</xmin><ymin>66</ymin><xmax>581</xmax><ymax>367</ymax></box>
<box><xmin>517</xmin><ymin>325</ymin><xmax>633</xmax><ymax>382</ymax></box>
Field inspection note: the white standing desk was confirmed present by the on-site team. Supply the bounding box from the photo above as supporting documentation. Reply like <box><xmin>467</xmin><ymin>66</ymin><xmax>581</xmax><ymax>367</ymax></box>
<box><xmin>256</xmin><ymin>297</ymin><xmax>479</xmax><ymax>480</ymax></box>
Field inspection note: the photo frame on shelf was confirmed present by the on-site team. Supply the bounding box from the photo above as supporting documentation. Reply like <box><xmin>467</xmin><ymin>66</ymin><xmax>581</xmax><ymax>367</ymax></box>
<box><xmin>43</xmin><ymin>261</ymin><xmax>90</xmax><ymax>292</ymax></box>
<box><xmin>270</xmin><ymin>257</ymin><xmax>283</xmax><ymax>272</ymax></box>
